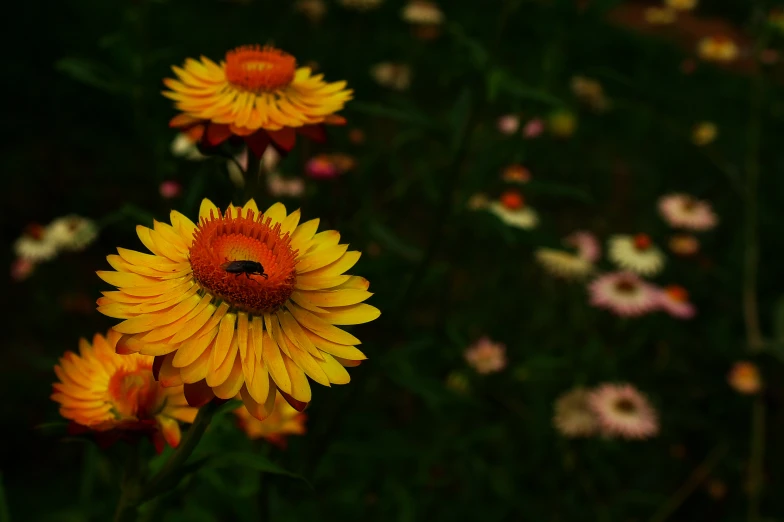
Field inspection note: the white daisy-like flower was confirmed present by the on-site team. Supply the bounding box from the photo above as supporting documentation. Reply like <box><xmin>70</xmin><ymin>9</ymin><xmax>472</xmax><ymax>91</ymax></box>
<box><xmin>13</xmin><ymin>225</ymin><xmax>59</xmax><ymax>262</ymax></box>
<box><xmin>565</xmin><ymin>230</ymin><xmax>601</xmax><ymax>263</ymax></box>
<box><xmin>370</xmin><ymin>62</ymin><xmax>412</xmax><ymax>91</ymax></box>
<box><xmin>553</xmin><ymin>387</ymin><xmax>600</xmax><ymax>437</ymax></box>
<box><xmin>401</xmin><ymin>0</ymin><xmax>444</xmax><ymax>25</ymax></box>
<box><xmin>658</xmin><ymin>194</ymin><xmax>718</xmax><ymax>231</ymax></box>
<box><xmin>535</xmin><ymin>248</ymin><xmax>594</xmax><ymax>280</ymax></box>
<box><xmin>170</xmin><ymin>133</ymin><xmax>207</xmax><ymax>161</ymax></box>
<box><xmin>588</xmin><ymin>272</ymin><xmax>659</xmax><ymax>317</ymax></box>
<box><xmin>588</xmin><ymin>384</ymin><xmax>659</xmax><ymax>440</ymax></box>
<box><xmin>46</xmin><ymin>216</ymin><xmax>98</xmax><ymax>252</ymax></box>
<box><xmin>487</xmin><ymin>190</ymin><xmax>538</xmax><ymax>230</ymax></box>
<box><xmin>339</xmin><ymin>0</ymin><xmax>383</xmax><ymax>10</ymax></box>
<box><xmin>608</xmin><ymin>234</ymin><xmax>665</xmax><ymax>276</ymax></box>
<box><xmin>658</xmin><ymin>285</ymin><xmax>696</xmax><ymax>319</ymax></box>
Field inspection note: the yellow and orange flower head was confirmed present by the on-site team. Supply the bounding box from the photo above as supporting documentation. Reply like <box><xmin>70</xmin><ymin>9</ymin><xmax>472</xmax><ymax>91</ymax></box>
<box><xmin>163</xmin><ymin>45</ymin><xmax>353</xmax><ymax>157</ymax></box>
<box><xmin>96</xmin><ymin>199</ymin><xmax>380</xmax><ymax>421</ymax></box>
<box><xmin>51</xmin><ymin>330</ymin><xmax>197</xmax><ymax>452</ymax></box>
<box><xmin>234</xmin><ymin>395</ymin><xmax>306</xmax><ymax>448</ymax></box>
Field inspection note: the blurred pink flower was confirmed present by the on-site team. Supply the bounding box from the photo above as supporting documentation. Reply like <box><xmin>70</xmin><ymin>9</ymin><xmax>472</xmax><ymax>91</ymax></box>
<box><xmin>306</xmin><ymin>156</ymin><xmax>340</xmax><ymax>179</ymax></box>
<box><xmin>565</xmin><ymin>231</ymin><xmax>601</xmax><ymax>263</ymax></box>
<box><xmin>497</xmin><ymin>114</ymin><xmax>520</xmax><ymax>135</ymax></box>
<box><xmin>464</xmin><ymin>337</ymin><xmax>507</xmax><ymax>375</ymax></box>
<box><xmin>11</xmin><ymin>258</ymin><xmax>35</xmax><ymax>281</ymax></box>
<box><xmin>268</xmin><ymin>172</ymin><xmax>305</xmax><ymax>198</ymax></box>
<box><xmin>159</xmin><ymin>180</ymin><xmax>182</xmax><ymax>199</ymax></box>
<box><xmin>588</xmin><ymin>272</ymin><xmax>659</xmax><ymax>317</ymax></box>
<box><xmin>658</xmin><ymin>193</ymin><xmax>718</xmax><ymax>231</ymax></box>
<box><xmin>522</xmin><ymin>118</ymin><xmax>544</xmax><ymax>138</ymax></box>
<box><xmin>657</xmin><ymin>285</ymin><xmax>696</xmax><ymax>319</ymax></box>
<box><xmin>589</xmin><ymin>383</ymin><xmax>659</xmax><ymax>439</ymax></box>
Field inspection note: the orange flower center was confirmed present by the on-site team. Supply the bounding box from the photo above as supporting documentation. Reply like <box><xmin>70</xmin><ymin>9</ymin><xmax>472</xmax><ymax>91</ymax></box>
<box><xmin>225</xmin><ymin>45</ymin><xmax>297</xmax><ymax>92</ymax></box>
<box><xmin>500</xmin><ymin>190</ymin><xmax>525</xmax><ymax>210</ymax></box>
<box><xmin>665</xmin><ymin>285</ymin><xmax>689</xmax><ymax>302</ymax></box>
<box><xmin>633</xmin><ymin>233</ymin><xmax>652</xmax><ymax>250</ymax></box>
<box><xmin>108</xmin><ymin>366</ymin><xmax>159</xmax><ymax>420</ymax></box>
<box><xmin>25</xmin><ymin>223</ymin><xmax>46</xmax><ymax>240</ymax></box>
<box><xmin>189</xmin><ymin>208</ymin><xmax>298</xmax><ymax>314</ymax></box>
<box><xmin>615</xmin><ymin>280</ymin><xmax>637</xmax><ymax>293</ymax></box>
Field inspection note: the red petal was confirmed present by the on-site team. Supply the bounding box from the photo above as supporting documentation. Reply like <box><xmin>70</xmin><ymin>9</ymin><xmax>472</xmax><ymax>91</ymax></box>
<box><xmin>278</xmin><ymin>390</ymin><xmax>308</xmax><ymax>412</ymax></box>
<box><xmin>184</xmin><ymin>380</ymin><xmax>216</xmax><ymax>407</ymax></box>
<box><xmin>323</xmin><ymin>114</ymin><xmax>347</xmax><ymax>126</ymax></box>
<box><xmin>152</xmin><ymin>355</ymin><xmax>164</xmax><ymax>381</ymax></box>
<box><xmin>244</xmin><ymin>131</ymin><xmax>271</xmax><ymax>158</ymax></box>
<box><xmin>206</xmin><ymin>123</ymin><xmax>232</xmax><ymax>146</ymax></box>
<box><xmin>267</xmin><ymin>127</ymin><xmax>297</xmax><ymax>152</ymax></box>
<box><xmin>297</xmin><ymin>124</ymin><xmax>326</xmax><ymax>143</ymax></box>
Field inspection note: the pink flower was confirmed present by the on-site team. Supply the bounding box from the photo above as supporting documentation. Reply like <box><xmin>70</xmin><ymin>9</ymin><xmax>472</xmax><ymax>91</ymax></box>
<box><xmin>159</xmin><ymin>180</ymin><xmax>182</xmax><ymax>199</ymax></box>
<box><xmin>11</xmin><ymin>258</ymin><xmax>35</xmax><ymax>281</ymax></box>
<box><xmin>306</xmin><ymin>156</ymin><xmax>339</xmax><ymax>179</ymax></box>
<box><xmin>464</xmin><ymin>337</ymin><xmax>507</xmax><ymax>375</ymax></box>
<box><xmin>657</xmin><ymin>285</ymin><xmax>696</xmax><ymax>319</ymax></box>
<box><xmin>589</xmin><ymin>383</ymin><xmax>659</xmax><ymax>440</ymax></box>
<box><xmin>658</xmin><ymin>193</ymin><xmax>718</xmax><ymax>231</ymax></box>
<box><xmin>565</xmin><ymin>230</ymin><xmax>601</xmax><ymax>263</ymax></box>
<box><xmin>588</xmin><ymin>272</ymin><xmax>659</xmax><ymax>317</ymax></box>
<box><xmin>522</xmin><ymin>118</ymin><xmax>544</xmax><ymax>138</ymax></box>
<box><xmin>497</xmin><ymin>114</ymin><xmax>520</xmax><ymax>135</ymax></box>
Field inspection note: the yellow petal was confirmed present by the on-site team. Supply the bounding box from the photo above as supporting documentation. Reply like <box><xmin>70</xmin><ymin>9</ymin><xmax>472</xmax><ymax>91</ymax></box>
<box><xmin>297</xmin><ymin>244</ymin><xmax>349</xmax><ymax>273</ymax></box>
<box><xmin>290</xmin><ymin>218</ymin><xmax>320</xmax><ymax>253</ymax></box>
<box><xmin>316</xmin><ymin>352</ymin><xmax>351</xmax><ymax>385</ymax></box>
<box><xmin>295</xmin><ymin>274</ymin><xmax>351</xmax><ymax>291</ymax></box>
<box><xmin>264</xmin><ymin>202</ymin><xmax>288</xmax><ymax>226</ymax></box>
<box><xmin>314</xmin><ymin>303</ymin><xmax>381</xmax><ymax>325</ymax></box>
<box><xmin>179</xmin><ymin>338</ymin><xmax>214</xmax><ymax>383</ymax></box>
<box><xmin>243</xmin><ymin>199</ymin><xmax>259</xmax><ymax>216</ymax></box>
<box><xmin>262</xmin><ymin>330</ymin><xmax>292</xmax><ymax>395</ymax></box>
<box><xmin>303</xmin><ymin>329</ymin><xmax>367</xmax><ymax>361</ymax></box>
<box><xmin>97</xmin><ymin>271</ymin><xmax>158</xmax><ymax>289</ymax></box>
<box><xmin>172</xmin><ymin>325</ymin><xmax>219</xmax><ymax>368</ymax></box>
<box><xmin>212</xmin><ymin>355</ymin><xmax>245</xmax><ymax>399</ymax></box>
<box><xmin>286</xmin><ymin>302</ymin><xmax>361</xmax><ymax>345</ymax></box>
<box><xmin>241</xmin><ymin>380</ymin><xmax>277</xmax><ymax>421</ymax></box>
<box><xmin>297</xmin><ymin>289</ymin><xmax>372</xmax><ymax>308</ymax></box>
<box><xmin>281</xmin><ymin>333</ymin><xmax>331</xmax><ymax>387</ymax></box>
<box><xmin>207</xmin><ymin>335</ymin><xmax>238</xmax><ymax>388</ymax></box>
<box><xmin>199</xmin><ymin>199</ymin><xmax>219</xmax><ymax>223</ymax></box>
<box><xmin>280</xmin><ymin>209</ymin><xmax>301</xmax><ymax>236</ymax></box>
<box><xmin>169</xmin><ymin>296</ymin><xmax>215</xmax><ymax>344</ymax></box>
<box><xmin>281</xmin><ymin>352</ymin><xmax>311</xmax><ymax>402</ymax></box>
<box><xmin>306</xmin><ymin>251</ymin><xmax>361</xmax><ymax>278</ymax></box>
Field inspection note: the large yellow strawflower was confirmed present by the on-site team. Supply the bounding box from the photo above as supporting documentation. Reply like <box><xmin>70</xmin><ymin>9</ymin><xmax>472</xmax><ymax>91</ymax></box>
<box><xmin>163</xmin><ymin>45</ymin><xmax>353</xmax><ymax>157</ymax></box>
<box><xmin>51</xmin><ymin>330</ymin><xmax>196</xmax><ymax>452</ymax></box>
<box><xmin>97</xmin><ymin>199</ymin><xmax>379</xmax><ymax>420</ymax></box>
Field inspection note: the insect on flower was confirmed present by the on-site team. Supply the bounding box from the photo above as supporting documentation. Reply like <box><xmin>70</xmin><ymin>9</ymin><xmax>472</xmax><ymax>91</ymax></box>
<box><xmin>221</xmin><ymin>260</ymin><xmax>268</xmax><ymax>279</ymax></box>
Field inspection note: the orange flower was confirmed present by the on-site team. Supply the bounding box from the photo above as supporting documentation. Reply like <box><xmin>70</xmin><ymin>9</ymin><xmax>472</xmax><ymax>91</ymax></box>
<box><xmin>96</xmin><ymin>199</ymin><xmax>379</xmax><ymax>421</ymax></box>
<box><xmin>163</xmin><ymin>45</ymin><xmax>352</xmax><ymax>157</ymax></box>
<box><xmin>234</xmin><ymin>395</ymin><xmax>306</xmax><ymax>447</ymax></box>
<box><xmin>728</xmin><ymin>361</ymin><xmax>762</xmax><ymax>394</ymax></box>
<box><xmin>51</xmin><ymin>330</ymin><xmax>197</xmax><ymax>452</ymax></box>
<box><xmin>697</xmin><ymin>37</ymin><xmax>739</xmax><ymax>63</ymax></box>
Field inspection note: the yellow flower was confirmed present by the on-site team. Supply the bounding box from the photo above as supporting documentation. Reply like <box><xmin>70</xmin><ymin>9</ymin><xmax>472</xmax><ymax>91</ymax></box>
<box><xmin>692</xmin><ymin>122</ymin><xmax>717</xmax><ymax>145</ymax></box>
<box><xmin>665</xmin><ymin>0</ymin><xmax>696</xmax><ymax>11</ymax></box>
<box><xmin>728</xmin><ymin>362</ymin><xmax>762</xmax><ymax>394</ymax></box>
<box><xmin>163</xmin><ymin>45</ymin><xmax>353</xmax><ymax>157</ymax></box>
<box><xmin>535</xmin><ymin>248</ymin><xmax>594</xmax><ymax>280</ymax></box>
<box><xmin>548</xmin><ymin>110</ymin><xmax>577</xmax><ymax>138</ymax></box>
<box><xmin>97</xmin><ymin>199</ymin><xmax>380</xmax><ymax>420</ymax></box>
<box><xmin>234</xmin><ymin>395</ymin><xmax>306</xmax><ymax>447</ymax></box>
<box><xmin>645</xmin><ymin>6</ymin><xmax>677</xmax><ymax>24</ymax></box>
<box><xmin>697</xmin><ymin>36</ymin><xmax>739</xmax><ymax>63</ymax></box>
<box><xmin>51</xmin><ymin>330</ymin><xmax>196</xmax><ymax>452</ymax></box>
<box><xmin>401</xmin><ymin>0</ymin><xmax>444</xmax><ymax>25</ymax></box>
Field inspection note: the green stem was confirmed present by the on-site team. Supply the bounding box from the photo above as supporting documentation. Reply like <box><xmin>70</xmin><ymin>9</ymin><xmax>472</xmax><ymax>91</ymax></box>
<box><xmin>649</xmin><ymin>443</ymin><xmax>728</xmax><ymax>522</ymax></box>
<box><xmin>113</xmin><ymin>446</ymin><xmax>142</xmax><ymax>522</ymax></box>
<box><xmin>748</xmin><ymin>396</ymin><xmax>766</xmax><ymax>521</ymax></box>
<box><xmin>140</xmin><ymin>400</ymin><xmax>221</xmax><ymax>501</ymax></box>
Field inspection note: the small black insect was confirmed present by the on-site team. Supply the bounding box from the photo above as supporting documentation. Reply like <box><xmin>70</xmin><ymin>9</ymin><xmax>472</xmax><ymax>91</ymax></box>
<box><xmin>221</xmin><ymin>260</ymin><xmax>268</xmax><ymax>279</ymax></box>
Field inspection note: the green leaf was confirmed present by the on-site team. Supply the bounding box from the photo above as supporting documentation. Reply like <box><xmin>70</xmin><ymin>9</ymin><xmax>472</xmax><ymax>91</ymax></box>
<box><xmin>496</xmin><ymin>72</ymin><xmax>564</xmax><ymax>106</ymax></box>
<box><xmin>55</xmin><ymin>58</ymin><xmax>124</xmax><ymax>95</ymax></box>
<box><xmin>205</xmin><ymin>452</ymin><xmax>311</xmax><ymax>489</ymax></box>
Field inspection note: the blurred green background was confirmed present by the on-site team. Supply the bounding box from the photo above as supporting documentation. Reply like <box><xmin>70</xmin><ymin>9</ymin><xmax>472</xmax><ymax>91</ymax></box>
<box><xmin>4</xmin><ymin>0</ymin><xmax>784</xmax><ymax>520</ymax></box>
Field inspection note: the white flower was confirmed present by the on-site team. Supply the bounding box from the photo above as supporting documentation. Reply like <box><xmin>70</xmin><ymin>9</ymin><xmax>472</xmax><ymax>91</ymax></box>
<box><xmin>608</xmin><ymin>234</ymin><xmax>665</xmax><ymax>276</ymax></box>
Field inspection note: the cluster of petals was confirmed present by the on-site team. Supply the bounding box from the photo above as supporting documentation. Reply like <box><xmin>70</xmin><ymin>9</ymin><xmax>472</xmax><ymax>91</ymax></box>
<box><xmin>588</xmin><ymin>383</ymin><xmax>659</xmax><ymax>439</ymax></box>
<box><xmin>96</xmin><ymin>198</ymin><xmax>379</xmax><ymax>420</ymax></box>
<box><xmin>370</xmin><ymin>62</ymin><xmax>412</xmax><ymax>91</ymax></box>
<box><xmin>401</xmin><ymin>0</ymin><xmax>444</xmax><ymax>25</ymax></box>
<box><xmin>728</xmin><ymin>362</ymin><xmax>762</xmax><ymax>394</ymax></box>
<box><xmin>487</xmin><ymin>190</ymin><xmax>538</xmax><ymax>230</ymax></box>
<box><xmin>553</xmin><ymin>387</ymin><xmax>599</xmax><ymax>437</ymax></box>
<box><xmin>51</xmin><ymin>330</ymin><xmax>196</xmax><ymax>452</ymax></box>
<box><xmin>658</xmin><ymin>193</ymin><xmax>718</xmax><ymax>231</ymax></box>
<box><xmin>657</xmin><ymin>285</ymin><xmax>696</xmax><ymax>319</ymax></box>
<box><xmin>305</xmin><ymin>153</ymin><xmax>355</xmax><ymax>179</ymax></box>
<box><xmin>608</xmin><ymin>234</ymin><xmax>665</xmax><ymax>276</ymax></box>
<box><xmin>464</xmin><ymin>337</ymin><xmax>507</xmax><ymax>375</ymax></box>
<box><xmin>697</xmin><ymin>37</ymin><xmax>739</xmax><ymax>62</ymax></box>
<box><xmin>535</xmin><ymin>233</ymin><xmax>597</xmax><ymax>281</ymax></box>
<box><xmin>588</xmin><ymin>271</ymin><xmax>659</xmax><ymax>317</ymax></box>
<box><xmin>234</xmin><ymin>394</ymin><xmax>306</xmax><ymax>447</ymax></box>
<box><xmin>162</xmin><ymin>45</ymin><xmax>352</xmax><ymax>158</ymax></box>
<box><xmin>14</xmin><ymin>215</ymin><xmax>98</xmax><ymax>276</ymax></box>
